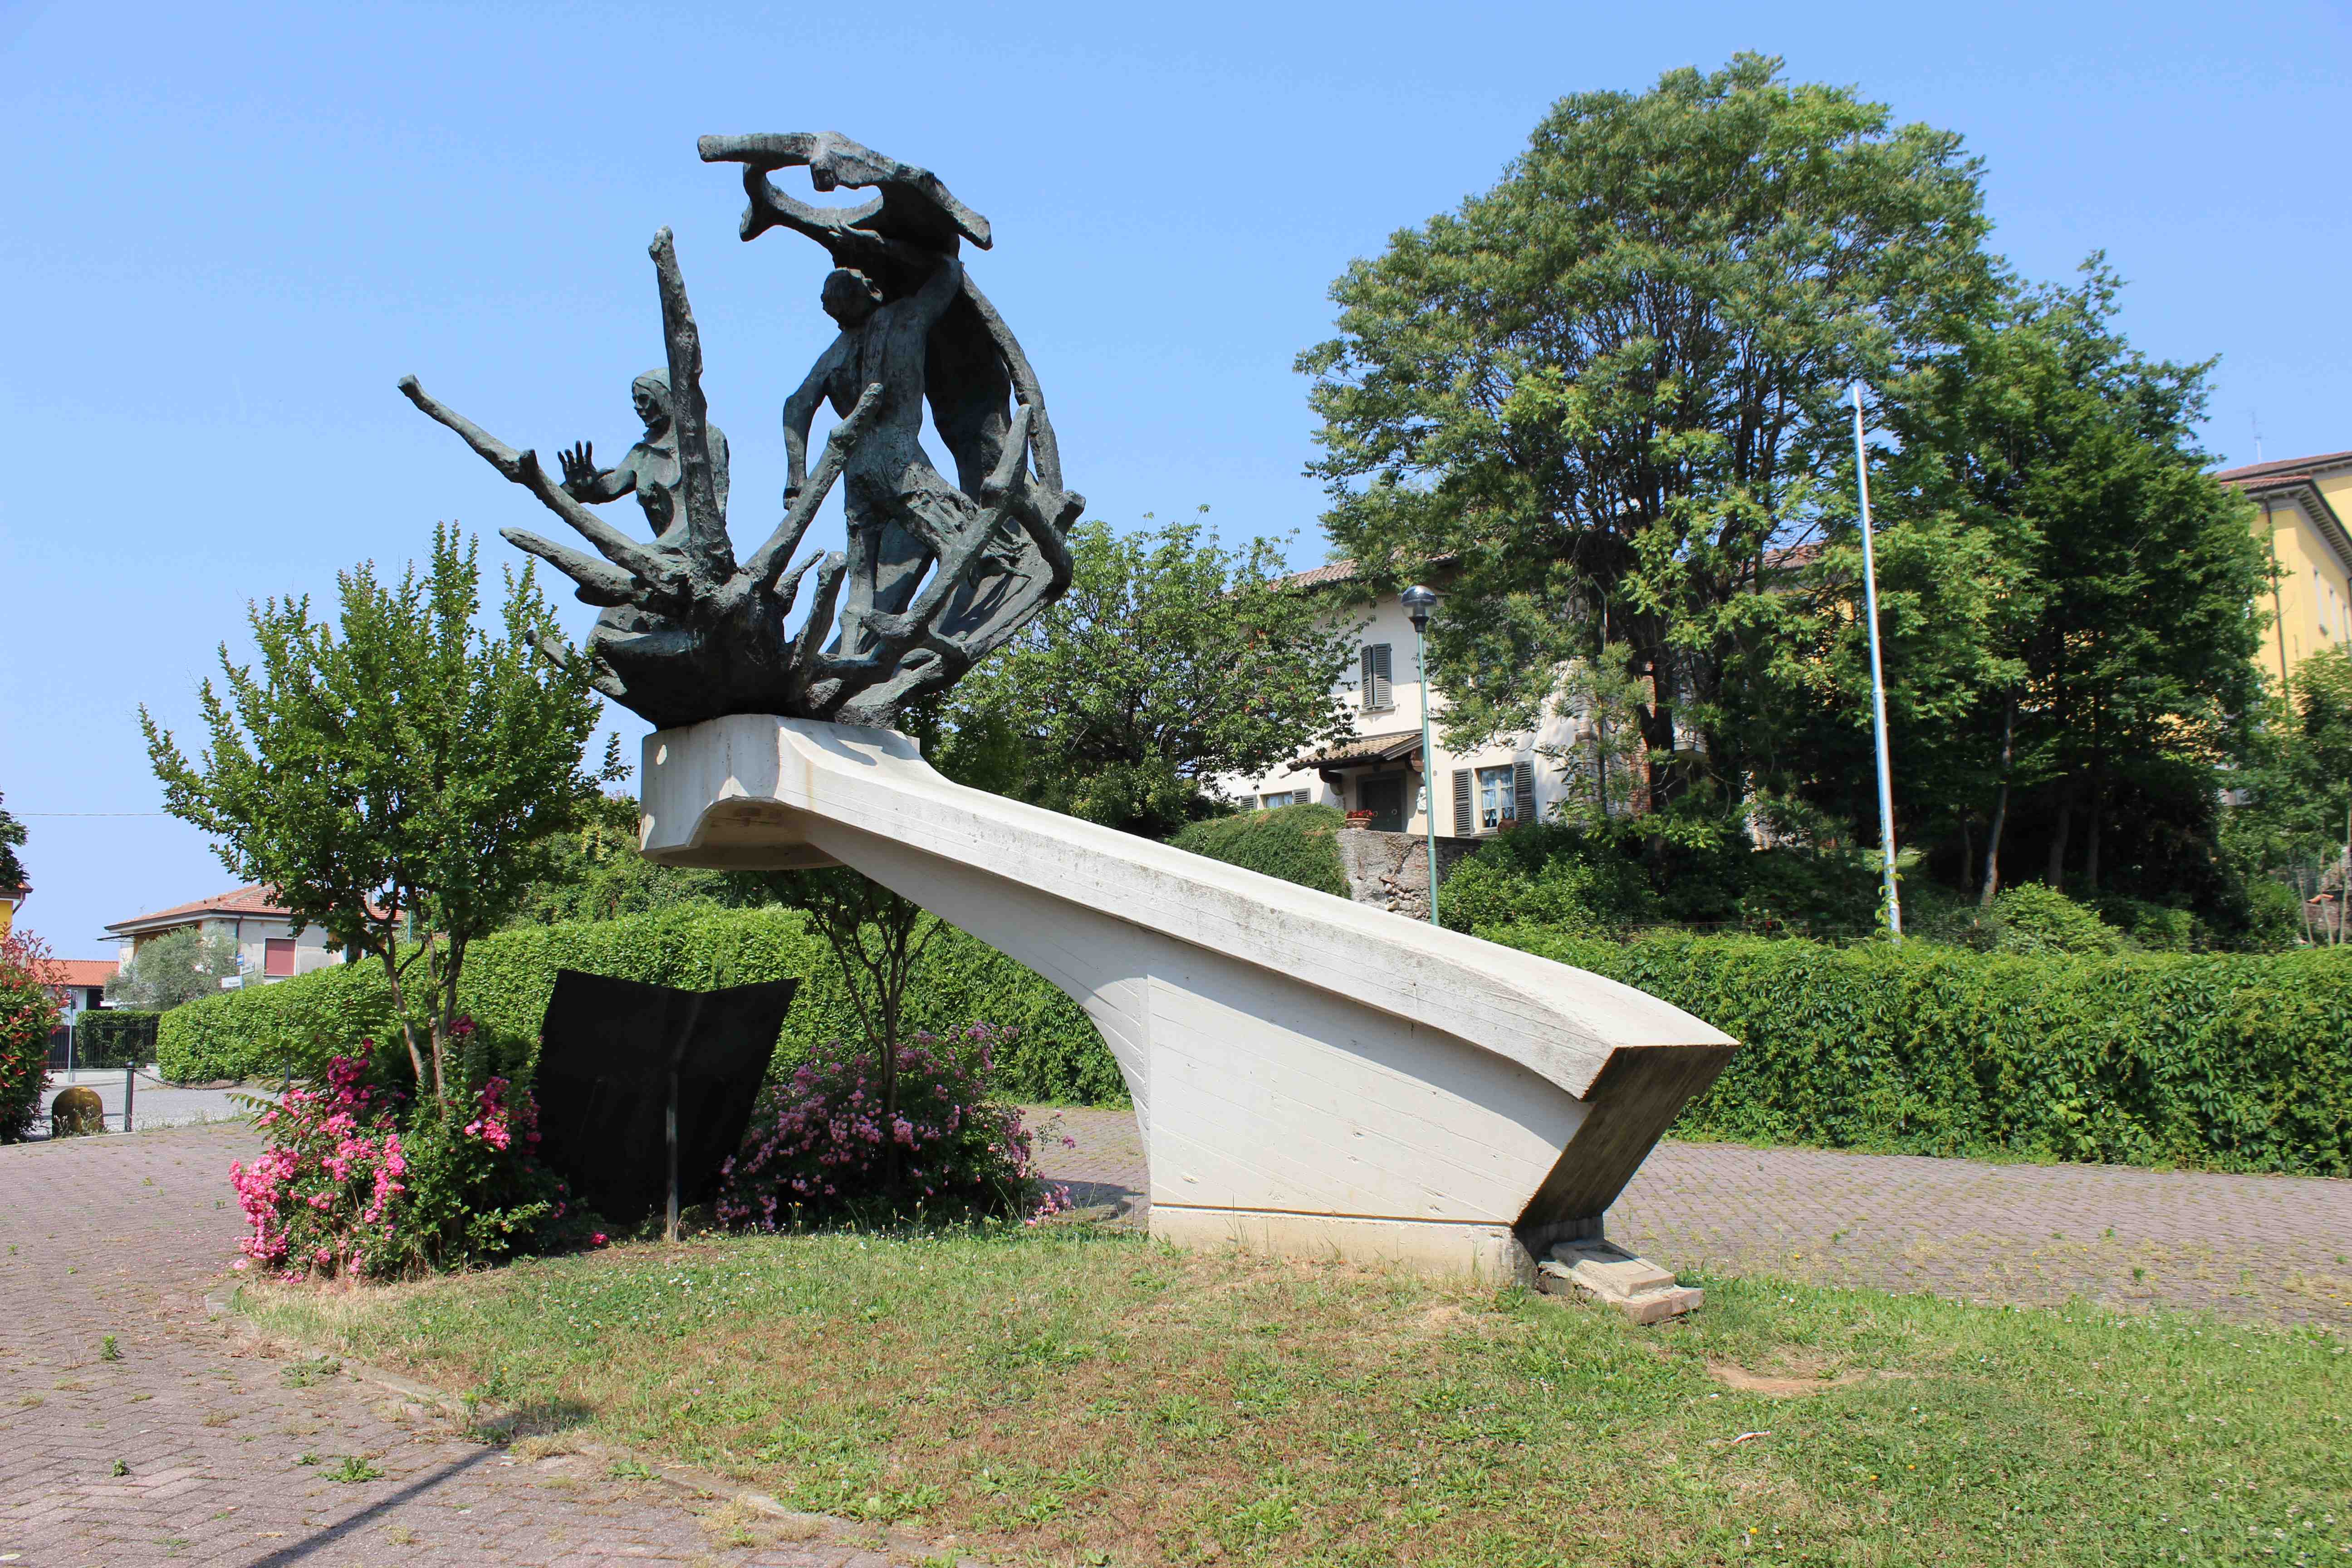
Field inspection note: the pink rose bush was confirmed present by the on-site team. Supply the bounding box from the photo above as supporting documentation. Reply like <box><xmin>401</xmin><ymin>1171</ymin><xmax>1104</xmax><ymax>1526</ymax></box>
<box><xmin>231</xmin><ymin>1027</ymin><xmax>580</xmax><ymax>1279</ymax></box>
<box><xmin>719</xmin><ymin>1023</ymin><xmax>1070</xmax><ymax>1229</ymax></box>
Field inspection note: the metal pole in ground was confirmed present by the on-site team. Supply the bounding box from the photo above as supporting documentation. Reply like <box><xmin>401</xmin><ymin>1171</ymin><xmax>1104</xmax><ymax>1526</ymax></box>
<box><xmin>122</xmin><ymin>1064</ymin><xmax>135</xmax><ymax>1134</ymax></box>
<box><xmin>1850</xmin><ymin>382</ymin><xmax>1903</xmax><ymax>942</ymax></box>
<box><xmin>1402</xmin><ymin>585</ymin><xmax>1442</xmax><ymax>927</ymax></box>
<box><xmin>665</xmin><ymin>1069</ymin><xmax>681</xmax><ymax>1244</ymax></box>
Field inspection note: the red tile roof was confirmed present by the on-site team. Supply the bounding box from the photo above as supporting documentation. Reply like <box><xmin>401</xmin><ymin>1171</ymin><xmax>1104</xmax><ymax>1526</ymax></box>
<box><xmin>2216</xmin><ymin>450</ymin><xmax>2352</xmax><ymax>484</ymax></box>
<box><xmin>106</xmin><ymin>884</ymin><xmax>297</xmax><ymax>936</ymax></box>
<box><xmin>1277</xmin><ymin>558</ymin><xmax>1364</xmax><ymax>589</ymax></box>
<box><xmin>51</xmin><ymin>960</ymin><xmax>117</xmax><ymax>989</ymax></box>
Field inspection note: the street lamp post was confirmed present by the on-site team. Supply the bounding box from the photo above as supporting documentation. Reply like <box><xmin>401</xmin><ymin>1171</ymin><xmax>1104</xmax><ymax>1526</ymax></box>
<box><xmin>1850</xmin><ymin>383</ymin><xmax>1904</xmax><ymax>942</ymax></box>
<box><xmin>1402</xmin><ymin>585</ymin><xmax>1441</xmax><ymax>928</ymax></box>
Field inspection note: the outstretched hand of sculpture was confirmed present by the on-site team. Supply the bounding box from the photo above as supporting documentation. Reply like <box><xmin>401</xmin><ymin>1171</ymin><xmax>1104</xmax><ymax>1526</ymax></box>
<box><xmin>397</xmin><ymin>135</ymin><xmax>1082</xmax><ymax>730</ymax></box>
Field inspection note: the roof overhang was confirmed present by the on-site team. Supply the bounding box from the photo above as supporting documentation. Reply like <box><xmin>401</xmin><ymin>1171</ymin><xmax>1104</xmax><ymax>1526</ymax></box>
<box><xmin>2235</xmin><ymin>473</ymin><xmax>2352</xmax><ymax>576</ymax></box>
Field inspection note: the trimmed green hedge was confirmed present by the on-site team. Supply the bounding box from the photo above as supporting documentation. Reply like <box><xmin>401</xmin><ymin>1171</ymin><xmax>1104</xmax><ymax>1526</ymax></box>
<box><xmin>75</xmin><ymin>1009</ymin><xmax>161</xmax><ymax>1069</ymax></box>
<box><xmin>1170</xmin><ymin>803</ymin><xmax>1350</xmax><ymax>897</ymax></box>
<box><xmin>158</xmin><ymin>906</ymin><xmax>1124</xmax><ymax>1105</ymax></box>
<box><xmin>1491</xmin><ymin>927</ymin><xmax>2352</xmax><ymax>1178</ymax></box>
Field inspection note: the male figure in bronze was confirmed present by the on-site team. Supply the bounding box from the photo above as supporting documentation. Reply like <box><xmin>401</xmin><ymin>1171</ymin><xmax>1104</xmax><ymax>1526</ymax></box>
<box><xmin>783</xmin><ymin>252</ymin><xmax>966</xmax><ymax>653</ymax></box>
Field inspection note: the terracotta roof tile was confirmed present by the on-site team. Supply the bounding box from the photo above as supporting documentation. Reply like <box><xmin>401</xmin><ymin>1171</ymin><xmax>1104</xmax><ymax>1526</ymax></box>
<box><xmin>51</xmin><ymin>960</ymin><xmax>117</xmax><ymax>989</ymax></box>
<box><xmin>105</xmin><ymin>883</ymin><xmax>296</xmax><ymax>934</ymax></box>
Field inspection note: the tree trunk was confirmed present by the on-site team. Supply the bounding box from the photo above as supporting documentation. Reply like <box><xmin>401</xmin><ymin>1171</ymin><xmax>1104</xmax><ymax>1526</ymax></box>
<box><xmin>1980</xmin><ymin>697</ymin><xmax>2015</xmax><ymax>909</ymax></box>
<box><xmin>2045</xmin><ymin>777</ymin><xmax>2076</xmax><ymax>892</ymax></box>
<box><xmin>2082</xmin><ymin>765</ymin><xmax>2105</xmax><ymax>895</ymax></box>
<box><xmin>1959</xmin><ymin>814</ymin><xmax>1976</xmax><ymax>900</ymax></box>
<box><xmin>377</xmin><ymin>944</ymin><xmax>430</xmax><ymax>1096</ymax></box>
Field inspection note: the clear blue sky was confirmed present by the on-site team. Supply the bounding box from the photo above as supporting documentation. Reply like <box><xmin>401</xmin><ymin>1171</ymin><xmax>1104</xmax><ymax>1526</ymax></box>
<box><xmin>4</xmin><ymin>0</ymin><xmax>2345</xmax><ymax>959</ymax></box>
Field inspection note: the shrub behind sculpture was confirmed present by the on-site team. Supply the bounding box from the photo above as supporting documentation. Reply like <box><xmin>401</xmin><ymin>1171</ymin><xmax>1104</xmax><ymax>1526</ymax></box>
<box><xmin>717</xmin><ymin>1023</ymin><xmax>1066</xmax><ymax>1229</ymax></box>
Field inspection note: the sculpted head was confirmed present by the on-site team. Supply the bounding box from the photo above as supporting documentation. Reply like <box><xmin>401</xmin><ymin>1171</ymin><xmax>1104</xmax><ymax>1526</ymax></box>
<box><xmin>631</xmin><ymin>370</ymin><xmax>672</xmax><ymax>433</ymax></box>
<box><xmin>821</xmin><ymin>268</ymin><xmax>884</xmax><ymax>329</ymax></box>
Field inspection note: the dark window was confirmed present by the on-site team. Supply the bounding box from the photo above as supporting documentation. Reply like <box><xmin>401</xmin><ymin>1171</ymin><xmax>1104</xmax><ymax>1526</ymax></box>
<box><xmin>1359</xmin><ymin>644</ymin><xmax>1393</xmax><ymax>710</ymax></box>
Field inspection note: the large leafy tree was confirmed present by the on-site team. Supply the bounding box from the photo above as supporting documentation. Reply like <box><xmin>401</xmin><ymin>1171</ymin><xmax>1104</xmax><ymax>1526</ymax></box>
<box><xmin>941</xmin><ymin>513</ymin><xmax>1360</xmax><ymax>837</ymax></box>
<box><xmin>143</xmin><ymin>525</ymin><xmax>622</xmax><ymax>1102</ymax></box>
<box><xmin>1299</xmin><ymin>54</ymin><xmax>1994</xmax><ymax>821</ymax></box>
<box><xmin>1875</xmin><ymin>262</ymin><xmax>2267</xmax><ymax>903</ymax></box>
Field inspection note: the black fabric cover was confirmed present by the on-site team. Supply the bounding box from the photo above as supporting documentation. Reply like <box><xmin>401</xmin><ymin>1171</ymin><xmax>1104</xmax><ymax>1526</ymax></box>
<box><xmin>531</xmin><ymin>968</ymin><xmax>800</xmax><ymax>1226</ymax></box>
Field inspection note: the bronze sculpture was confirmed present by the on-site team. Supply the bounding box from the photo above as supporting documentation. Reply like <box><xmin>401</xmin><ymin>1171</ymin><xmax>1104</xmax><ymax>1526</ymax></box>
<box><xmin>399</xmin><ymin>133</ymin><xmax>1082</xmax><ymax>729</ymax></box>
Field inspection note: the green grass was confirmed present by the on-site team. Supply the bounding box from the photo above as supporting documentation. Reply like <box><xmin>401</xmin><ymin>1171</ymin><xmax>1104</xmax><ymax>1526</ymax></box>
<box><xmin>247</xmin><ymin>1225</ymin><xmax>2350</xmax><ymax>1566</ymax></box>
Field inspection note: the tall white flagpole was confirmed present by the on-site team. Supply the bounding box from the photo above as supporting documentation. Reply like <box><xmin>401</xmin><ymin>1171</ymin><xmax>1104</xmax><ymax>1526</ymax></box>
<box><xmin>1851</xmin><ymin>383</ymin><xmax>1903</xmax><ymax>941</ymax></box>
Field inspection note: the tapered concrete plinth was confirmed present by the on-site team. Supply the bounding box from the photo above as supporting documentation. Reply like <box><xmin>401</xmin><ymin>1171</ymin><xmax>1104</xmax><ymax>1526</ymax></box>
<box><xmin>639</xmin><ymin>716</ymin><xmax>1737</xmax><ymax>1280</ymax></box>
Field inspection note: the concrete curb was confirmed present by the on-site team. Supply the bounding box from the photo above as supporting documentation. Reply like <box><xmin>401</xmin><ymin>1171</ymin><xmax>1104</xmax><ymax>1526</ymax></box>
<box><xmin>209</xmin><ymin>1276</ymin><xmax>994</xmax><ymax>1565</ymax></box>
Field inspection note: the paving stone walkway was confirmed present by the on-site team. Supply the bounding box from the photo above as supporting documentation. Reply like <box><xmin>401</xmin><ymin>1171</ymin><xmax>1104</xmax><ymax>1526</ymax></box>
<box><xmin>1031</xmin><ymin>1105</ymin><xmax>2352</xmax><ymax>1329</ymax></box>
<box><xmin>5</xmin><ymin>1106</ymin><xmax>2345</xmax><ymax>1567</ymax></box>
<box><xmin>0</xmin><ymin>1124</ymin><xmax>926</xmax><ymax>1568</ymax></box>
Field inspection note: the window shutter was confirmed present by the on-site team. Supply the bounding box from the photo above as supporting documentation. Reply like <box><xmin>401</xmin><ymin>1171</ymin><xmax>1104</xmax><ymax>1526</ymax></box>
<box><xmin>1452</xmin><ymin>769</ymin><xmax>1473</xmax><ymax>836</ymax></box>
<box><xmin>1514</xmin><ymin>760</ymin><xmax>1537</xmax><ymax>826</ymax></box>
<box><xmin>1362</xmin><ymin>644</ymin><xmax>1392</xmax><ymax>709</ymax></box>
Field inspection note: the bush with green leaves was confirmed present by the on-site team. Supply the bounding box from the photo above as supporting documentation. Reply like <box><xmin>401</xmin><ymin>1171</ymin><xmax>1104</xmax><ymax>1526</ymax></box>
<box><xmin>1168</xmin><ymin>803</ymin><xmax>1351</xmax><ymax>897</ymax></box>
<box><xmin>230</xmin><ymin>1039</ymin><xmax>580</xmax><ymax>1279</ymax></box>
<box><xmin>0</xmin><ymin>930</ymin><xmax>61</xmax><ymax>1143</ymax></box>
<box><xmin>73</xmin><ymin>1010</ymin><xmax>160</xmax><ymax>1069</ymax></box>
<box><xmin>1495</xmin><ymin>926</ymin><xmax>2352</xmax><ymax>1176</ymax></box>
<box><xmin>159</xmin><ymin>905</ymin><xmax>1122</xmax><ymax>1105</ymax></box>
<box><xmin>1435</xmin><ymin>823</ymin><xmax>1662</xmax><ymax>936</ymax></box>
<box><xmin>1985</xmin><ymin>883</ymin><xmax>2123</xmax><ymax>956</ymax></box>
<box><xmin>718</xmin><ymin>1023</ymin><xmax>1067</xmax><ymax>1229</ymax></box>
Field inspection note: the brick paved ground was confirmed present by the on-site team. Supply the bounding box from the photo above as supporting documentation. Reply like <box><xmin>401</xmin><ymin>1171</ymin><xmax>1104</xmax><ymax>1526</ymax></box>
<box><xmin>1029</xmin><ymin>1105</ymin><xmax>2352</xmax><ymax>1328</ymax></box>
<box><xmin>0</xmin><ymin>1124</ymin><xmax>949</xmax><ymax>1568</ymax></box>
<box><xmin>5</xmin><ymin>1107</ymin><xmax>2344</xmax><ymax>1568</ymax></box>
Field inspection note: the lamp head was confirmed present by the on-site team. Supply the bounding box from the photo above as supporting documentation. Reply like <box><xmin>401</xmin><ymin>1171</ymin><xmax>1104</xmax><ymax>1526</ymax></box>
<box><xmin>1401</xmin><ymin>583</ymin><xmax>1438</xmax><ymax>631</ymax></box>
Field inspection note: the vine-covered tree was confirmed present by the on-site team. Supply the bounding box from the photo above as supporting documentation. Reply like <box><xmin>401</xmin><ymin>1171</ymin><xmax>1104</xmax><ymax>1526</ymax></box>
<box><xmin>143</xmin><ymin>525</ymin><xmax>622</xmax><ymax>1103</ymax></box>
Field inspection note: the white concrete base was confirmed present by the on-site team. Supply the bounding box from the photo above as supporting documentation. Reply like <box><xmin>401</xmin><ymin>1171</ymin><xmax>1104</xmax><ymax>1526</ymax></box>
<box><xmin>638</xmin><ymin>716</ymin><xmax>1737</xmax><ymax>1277</ymax></box>
<box><xmin>1150</xmin><ymin>1205</ymin><xmax>1530</xmax><ymax>1283</ymax></box>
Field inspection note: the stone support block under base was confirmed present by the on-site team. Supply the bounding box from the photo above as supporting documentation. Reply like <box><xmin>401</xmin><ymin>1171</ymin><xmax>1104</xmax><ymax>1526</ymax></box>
<box><xmin>1537</xmin><ymin>1238</ymin><xmax>1704</xmax><ymax>1323</ymax></box>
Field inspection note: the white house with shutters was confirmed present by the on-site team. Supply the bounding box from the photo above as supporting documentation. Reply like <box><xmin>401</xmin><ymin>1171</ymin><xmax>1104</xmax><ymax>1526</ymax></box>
<box><xmin>103</xmin><ymin>884</ymin><xmax>345</xmax><ymax>990</ymax></box>
<box><xmin>1220</xmin><ymin>561</ymin><xmax>1588</xmax><ymax>840</ymax></box>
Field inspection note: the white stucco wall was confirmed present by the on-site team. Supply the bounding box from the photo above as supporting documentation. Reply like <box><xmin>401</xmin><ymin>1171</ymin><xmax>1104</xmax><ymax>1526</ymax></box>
<box><xmin>1220</xmin><ymin>587</ymin><xmax>1592</xmax><ymax>836</ymax></box>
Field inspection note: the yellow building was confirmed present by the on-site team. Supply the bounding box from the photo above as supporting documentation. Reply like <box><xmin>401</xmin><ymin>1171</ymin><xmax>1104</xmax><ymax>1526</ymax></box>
<box><xmin>2220</xmin><ymin>449</ymin><xmax>2352</xmax><ymax>696</ymax></box>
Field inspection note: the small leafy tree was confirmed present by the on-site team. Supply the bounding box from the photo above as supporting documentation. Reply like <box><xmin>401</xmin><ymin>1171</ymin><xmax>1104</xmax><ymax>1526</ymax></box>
<box><xmin>941</xmin><ymin>513</ymin><xmax>1361</xmax><ymax>837</ymax></box>
<box><xmin>104</xmin><ymin>926</ymin><xmax>242</xmax><ymax>1009</ymax></box>
<box><xmin>142</xmin><ymin>525</ymin><xmax>621</xmax><ymax>1105</ymax></box>
<box><xmin>765</xmin><ymin>868</ymin><xmax>942</xmax><ymax>1201</ymax></box>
